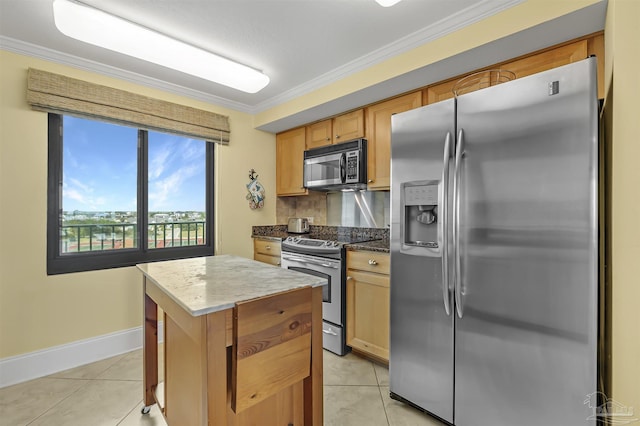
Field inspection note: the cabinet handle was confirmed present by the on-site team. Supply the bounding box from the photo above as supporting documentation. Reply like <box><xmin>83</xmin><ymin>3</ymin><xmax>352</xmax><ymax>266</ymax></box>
<box><xmin>367</xmin><ymin>179</ymin><xmax>374</xmax><ymax>183</ymax></box>
<box><xmin>265</xmin><ymin>246</ymin><xmax>271</xmax><ymax>250</ymax></box>
<box><xmin>347</xmin><ymin>276</ymin><xmax>353</xmax><ymax>280</ymax></box>
<box><xmin>277</xmin><ymin>262</ymin><xmax>281</xmax><ymax>266</ymax></box>
<box><xmin>335</xmin><ymin>135</ymin><xmax>340</xmax><ymax>139</ymax></box>
<box><xmin>368</xmin><ymin>259</ymin><xmax>378</xmax><ymax>266</ymax></box>
<box><xmin>326</xmin><ymin>137</ymin><xmax>330</xmax><ymax>141</ymax></box>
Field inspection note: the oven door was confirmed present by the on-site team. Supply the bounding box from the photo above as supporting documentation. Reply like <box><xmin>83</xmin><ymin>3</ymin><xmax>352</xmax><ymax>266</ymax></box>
<box><xmin>280</xmin><ymin>251</ymin><xmax>342</xmax><ymax>326</ymax></box>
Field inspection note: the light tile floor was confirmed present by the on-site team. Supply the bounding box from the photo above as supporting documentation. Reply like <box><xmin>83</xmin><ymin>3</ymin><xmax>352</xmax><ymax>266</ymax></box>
<box><xmin>0</xmin><ymin>348</ymin><xmax>446</xmax><ymax>426</ymax></box>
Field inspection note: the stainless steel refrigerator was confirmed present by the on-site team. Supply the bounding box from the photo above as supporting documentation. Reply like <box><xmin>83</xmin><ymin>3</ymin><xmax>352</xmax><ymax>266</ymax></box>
<box><xmin>389</xmin><ymin>57</ymin><xmax>599</xmax><ymax>426</ymax></box>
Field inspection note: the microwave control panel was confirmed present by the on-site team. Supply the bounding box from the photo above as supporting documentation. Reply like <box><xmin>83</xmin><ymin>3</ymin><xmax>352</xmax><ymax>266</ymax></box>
<box><xmin>345</xmin><ymin>151</ymin><xmax>359</xmax><ymax>181</ymax></box>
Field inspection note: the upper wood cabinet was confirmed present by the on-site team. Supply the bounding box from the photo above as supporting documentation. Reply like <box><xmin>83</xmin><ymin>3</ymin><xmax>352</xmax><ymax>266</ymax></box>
<box><xmin>332</xmin><ymin>109</ymin><xmax>364</xmax><ymax>144</ymax></box>
<box><xmin>306</xmin><ymin>110</ymin><xmax>364</xmax><ymax>150</ymax></box>
<box><xmin>425</xmin><ymin>37</ymin><xmax>602</xmax><ymax>105</ymax></box>
<box><xmin>365</xmin><ymin>92</ymin><xmax>422</xmax><ymax>190</ymax></box>
<box><xmin>503</xmin><ymin>39</ymin><xmax>588</xmax><ymax>80</ymax></box>
<box><xmin>306</xmin><ymin>119</ymin><xmax>332</xmax><ymax>149</ymax></box>
<box><xmin>276</xmin><ymin>127</ymin><xmax>307</xmax><ymax>196</ymax></box>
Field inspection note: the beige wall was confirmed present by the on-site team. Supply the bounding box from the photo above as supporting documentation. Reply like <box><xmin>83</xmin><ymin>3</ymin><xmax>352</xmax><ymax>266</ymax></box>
<box><xmin>3</xmin><ymin>2</ymin><xmax>638</xmax><ymax>411</ymax></box>
<box><xmin>0</xmin><ymin>51</ymin><xmax>276</xmax><ymax>358</ymax></box>
<box><xmin>605</xmin><ymin>0</ymin><xmax>640</xmax><ymax>415</ymax></box>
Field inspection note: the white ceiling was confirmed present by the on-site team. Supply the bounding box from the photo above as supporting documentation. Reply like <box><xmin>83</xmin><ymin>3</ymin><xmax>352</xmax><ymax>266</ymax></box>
<box><xmin>0</xmin><ymin>0</ymin><xmax>607</xmax><ymax>131</ymax></box>
<box><xmin>1</xmin><ymin>1</ymin><xmax>524</xmax><ymax>108</ymax></box>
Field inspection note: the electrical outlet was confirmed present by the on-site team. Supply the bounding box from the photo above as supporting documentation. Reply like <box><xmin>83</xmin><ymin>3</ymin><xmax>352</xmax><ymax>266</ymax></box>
<box><xmin>306</xmin><ymin>217</ymin><xmax>314</xmax><ymax>224</ymax></box>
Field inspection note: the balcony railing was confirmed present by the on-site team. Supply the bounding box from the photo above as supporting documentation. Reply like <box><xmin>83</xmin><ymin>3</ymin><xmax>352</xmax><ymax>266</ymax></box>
<box><xmin>60</xmin><ymin>221</ymin><xmax>206</xmax><ymax>253</ymax></box>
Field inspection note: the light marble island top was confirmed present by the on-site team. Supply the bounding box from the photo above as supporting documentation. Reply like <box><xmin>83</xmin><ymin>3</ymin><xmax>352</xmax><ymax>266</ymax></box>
<box><xmin>136</xmin><ymin>255</ymin><xmax>326</xmax><ymax>316</ymax></box>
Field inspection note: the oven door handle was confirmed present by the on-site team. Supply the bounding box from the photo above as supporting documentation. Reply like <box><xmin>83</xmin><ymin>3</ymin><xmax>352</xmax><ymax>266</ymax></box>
<box><xmin>322</xmin><ymin>327</ymin><xmax>338</xmax><ymax>336</ymax></box>
<box><xmin>281</xmin><ymin>254</ymin><xmax>339</xmax><ymax>269</ymax></box>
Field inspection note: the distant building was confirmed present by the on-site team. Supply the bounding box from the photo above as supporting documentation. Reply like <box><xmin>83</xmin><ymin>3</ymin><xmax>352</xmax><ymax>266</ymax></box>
<box><xmin>153</xmin><ymin>213</ymin><xmax>169</xmax><ymax>223</ymax></box>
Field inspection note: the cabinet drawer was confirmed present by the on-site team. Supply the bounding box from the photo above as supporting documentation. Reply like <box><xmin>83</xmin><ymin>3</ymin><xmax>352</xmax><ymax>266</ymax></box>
<box><xmin>347</xmin><ymin>250</ymin><xmax>389</xmax><ymax>275</ymax></box>
<box><xmin>254</xmin><ymin>253</ymin><xmax>281</xmax><ymax>266</ymax></box>
<box><xmin>253</xmin><ymin>238</ymin><xmax>282</xmax><ymax>257</ymax></box>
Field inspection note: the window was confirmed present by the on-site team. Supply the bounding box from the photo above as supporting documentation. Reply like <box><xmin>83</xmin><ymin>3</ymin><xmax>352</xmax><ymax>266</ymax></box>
<box><xmin>47</xmin><ymin>114</ymin><xmax>214</xmax><ymax>274</ymax></box>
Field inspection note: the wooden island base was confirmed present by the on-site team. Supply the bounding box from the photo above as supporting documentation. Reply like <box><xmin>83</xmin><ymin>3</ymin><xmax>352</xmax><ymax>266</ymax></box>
<box><xmin>139</xmin><ymin>256</ymin><xmax>324</xmax><ymax>426</ymax></box>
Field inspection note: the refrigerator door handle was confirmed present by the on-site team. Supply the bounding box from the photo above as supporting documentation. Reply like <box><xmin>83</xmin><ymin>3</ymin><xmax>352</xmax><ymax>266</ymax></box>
<box><xmin>453</xmin><ymin>128</ymin><xmax>465</xmax><ymax>319</ymax></box>
<box><xmin>441</xmin><ymin>131</ymin><xmax>452</xmax><ymax>316</ymax></box>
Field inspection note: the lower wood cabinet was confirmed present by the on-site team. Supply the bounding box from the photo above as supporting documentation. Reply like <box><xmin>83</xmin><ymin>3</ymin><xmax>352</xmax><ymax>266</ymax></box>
<box><xmin>253</xmin><ymin>237</ymin><xmax>282</xmax><ymax>266</ymax></box>
<box><xmin>346</xmin><ymin>249</ymin><xmax>390</xmax><ymax>364</ymax></box>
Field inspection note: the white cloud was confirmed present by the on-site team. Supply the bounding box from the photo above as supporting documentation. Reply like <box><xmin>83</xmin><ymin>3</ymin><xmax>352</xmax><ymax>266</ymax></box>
<box><xmin>63</xmin><ymin>179</ymin><xmax>107</xmax><ymax>210</ymax></box>
<box><xmin>68</xmin><ymin>177</ymin><xmax>93</xmax><ymax>194</ymax></box>
<box><xmin>149</xmin><ymin>145</ymin><xmax>174</xmax><ymax>180</ymax></box>
<box><xmin>149</xmin><ymin>164</ymin><xmax>200</xmax><ymax>210</ymax></box>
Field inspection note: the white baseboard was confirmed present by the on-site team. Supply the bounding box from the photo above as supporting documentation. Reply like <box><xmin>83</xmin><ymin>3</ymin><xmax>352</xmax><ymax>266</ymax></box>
<box><xmin>0</xmin><ymin>322</ymin><xmax>164</xmax><ymax>388</ymax></box>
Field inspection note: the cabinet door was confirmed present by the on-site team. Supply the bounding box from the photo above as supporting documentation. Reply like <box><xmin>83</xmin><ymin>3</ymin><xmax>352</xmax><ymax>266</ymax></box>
<box><xmin>332</xmin><ymin>109</ymin><xmax>364</xmax><ymax>144</ymax></box>
<box><xmin>346</xmin><ymin>269</ymin><xmax>390</xmax><ymax>362</ymax></box>
<box><xmin>365</xmin><ymin>92</ymin><xmax>422</xmax><ymax>190</ymax></box>
<box><xmin>502</xmin><ymin>39</ymin><xmax>587</xmax><ymax>80</ymax></box>
<box><xmin>425</xmin><ymin>39</ymin><xmax>590</xmax><ymax>105</ymax></box>
<box><xmin>276</xmin><ymin>127</ymin><xmax>307</xmax><ymax>196</ymax></box>
<box><xmin>306</xmin><ymin>120</ymin><xmax>332</xmax><ymax>149</ymax></box>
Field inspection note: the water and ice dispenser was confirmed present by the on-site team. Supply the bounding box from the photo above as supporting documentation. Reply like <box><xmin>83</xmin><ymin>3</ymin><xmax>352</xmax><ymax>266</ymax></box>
<box><xmin>401</xmin><ymin>180</ymin><xmax>441</xmax><ymax>255</ymax></box>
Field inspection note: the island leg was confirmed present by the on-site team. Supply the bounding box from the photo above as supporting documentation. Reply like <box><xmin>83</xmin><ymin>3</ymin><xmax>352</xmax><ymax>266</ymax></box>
<box><xmin>143</xmin><ymin>278</ymin><xmax>159</xmax><ymax>410</ymax></box>
<box><xmin>304</xmin><ymin>286</ymin><xmax>324</xmax><ymax>426</ymax></box>
<box><xmin>206</xmin><ymin>310</ymin><xmax>229</xmax><ymax>425</ymax></box>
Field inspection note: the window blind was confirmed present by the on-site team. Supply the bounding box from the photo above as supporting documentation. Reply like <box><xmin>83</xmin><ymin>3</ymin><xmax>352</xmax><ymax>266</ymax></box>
<box><xmin>27</xmin><ymin>68</ymin><xmax>230</xmax><ymax>144</ymax></box>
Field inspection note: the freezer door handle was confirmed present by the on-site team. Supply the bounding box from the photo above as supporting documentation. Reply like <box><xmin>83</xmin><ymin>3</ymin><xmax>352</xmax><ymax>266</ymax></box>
<box><xmin>453</xmin><ymin>128</ymin><xmax>465</xmax><ymax>318</ymax></box>
<box><xmin>441</xmin><ymin>131</ymin><xmax>452</xmax><ymax>316</ymax></box>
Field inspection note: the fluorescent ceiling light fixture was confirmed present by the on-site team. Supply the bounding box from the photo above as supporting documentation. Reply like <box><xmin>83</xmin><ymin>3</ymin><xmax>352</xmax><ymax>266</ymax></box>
<box><xmin>375</xmin><ymin>0</ymin><xmax>403</xmax><ymax>7</ymax></box>
<box><xmin>52</xmin><ymin>0</ymin><xmax>270</xmax><ymax>93</ymax></box>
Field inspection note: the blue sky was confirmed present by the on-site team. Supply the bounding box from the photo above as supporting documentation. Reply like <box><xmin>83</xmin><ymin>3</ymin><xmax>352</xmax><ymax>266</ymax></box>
<box><xmin>62</xmin><ymin>116</ymin><xmax>206</xmax><ymax>212</ymax></box>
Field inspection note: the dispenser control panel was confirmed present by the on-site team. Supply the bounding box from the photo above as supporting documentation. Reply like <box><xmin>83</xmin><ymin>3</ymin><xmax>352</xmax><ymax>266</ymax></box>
<box><xmin>404</xmin><ymin>184</ymin><xmax>438</xmax><ymax>206</ymax></box>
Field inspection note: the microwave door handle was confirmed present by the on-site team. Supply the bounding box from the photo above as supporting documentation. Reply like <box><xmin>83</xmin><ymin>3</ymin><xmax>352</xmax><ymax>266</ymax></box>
<box><xmin>340</xmin><ymin>153</ymin><xmax>347</xmax><ymax>183</ymax></box>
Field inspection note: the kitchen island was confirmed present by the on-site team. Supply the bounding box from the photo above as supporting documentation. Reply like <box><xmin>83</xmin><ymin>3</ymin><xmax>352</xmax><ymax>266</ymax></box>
<box><xmin>137</xmin><ymin>255</ymin><xmax>326</xmax><ymax>426</ymax></box>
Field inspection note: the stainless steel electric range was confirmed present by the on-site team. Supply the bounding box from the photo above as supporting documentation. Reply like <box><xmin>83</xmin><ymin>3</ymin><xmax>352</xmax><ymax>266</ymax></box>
<box><xmin>280</xmin><ymin>235</ymin><xmax>375</xmax><ymax>355</ymax></box>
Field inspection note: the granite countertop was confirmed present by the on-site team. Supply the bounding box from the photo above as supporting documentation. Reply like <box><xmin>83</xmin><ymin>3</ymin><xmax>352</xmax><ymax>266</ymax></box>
<box><xmin>136</xmin><ymin>255</ymin><xmax>326</xmax><ymax>317</ymax></box>
<box><xmin>252</xmin><ymin>225</ymin><xmax>390</xmax><ymax>253</ymax></box>
<box><xmin>345</xmin><ymin>239</ymin><xmax>390</xmax><ymax>253</ymax></box>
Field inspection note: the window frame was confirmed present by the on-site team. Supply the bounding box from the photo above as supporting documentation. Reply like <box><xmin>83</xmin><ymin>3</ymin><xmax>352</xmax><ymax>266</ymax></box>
<box><xmin>47</xmin><ymin>113</ymin><xmax>215</xmax><ymax>275</ymax></box>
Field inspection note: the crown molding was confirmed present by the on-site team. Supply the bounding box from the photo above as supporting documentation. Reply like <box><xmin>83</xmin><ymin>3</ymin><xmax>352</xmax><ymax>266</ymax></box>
<box><xmin>1</xmin><ymin>0</ymin><xmax>523</xmax><ymax>117</ymax></box>
<box><xmin>251</xmin><ymin>0</ymin><xmax>525</xmax><ymax>113</ymax></box>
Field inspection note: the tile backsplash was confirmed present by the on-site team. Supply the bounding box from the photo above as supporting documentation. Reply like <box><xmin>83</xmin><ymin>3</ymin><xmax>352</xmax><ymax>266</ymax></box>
<box><xmin>276</xmin><ymin>191</ymin><xmax>327</xmax><ymax>225</ymax></box>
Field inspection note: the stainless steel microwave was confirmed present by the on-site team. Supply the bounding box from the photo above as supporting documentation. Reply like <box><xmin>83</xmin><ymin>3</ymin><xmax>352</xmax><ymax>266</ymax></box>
<box><xmin>303</xmin><ymin>138</ymin><xmax>367</xmax><ymax>191</ymax></box>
